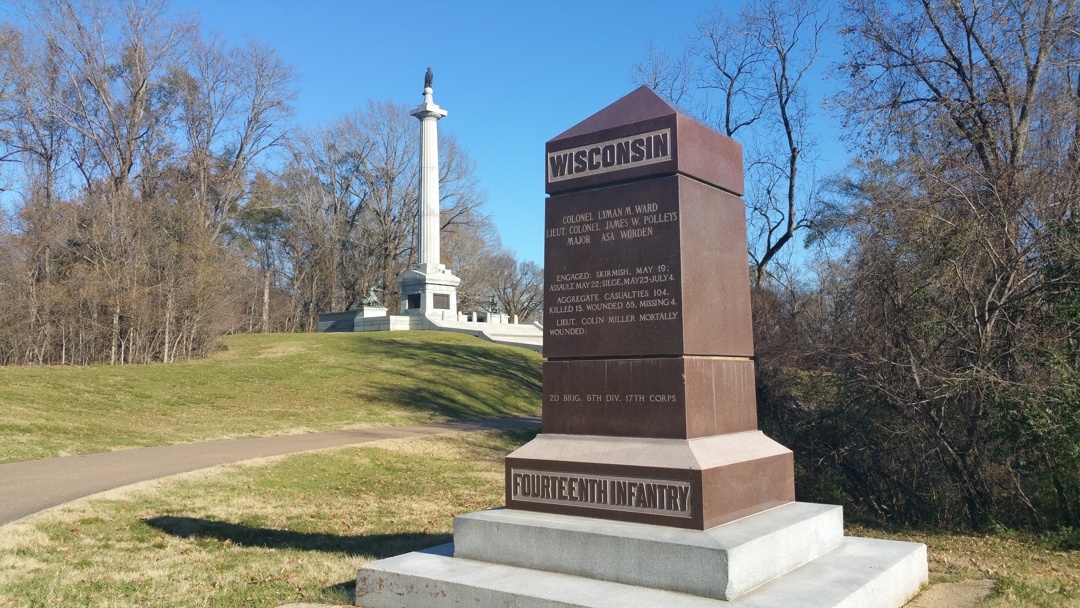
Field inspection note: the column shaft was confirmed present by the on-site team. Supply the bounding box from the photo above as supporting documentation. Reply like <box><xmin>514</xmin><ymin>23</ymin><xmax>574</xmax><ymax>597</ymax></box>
<box><xmin>418</xmin><ymin>115</ymin><xmax>441</xmax><ymax>268</ymax></box>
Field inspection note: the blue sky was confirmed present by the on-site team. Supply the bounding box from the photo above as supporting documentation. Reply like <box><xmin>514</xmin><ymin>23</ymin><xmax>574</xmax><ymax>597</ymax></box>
<box><xmin>170</xmin><ymin>0</ymin><xmax>852</xmax><ymax>265</ymax></box>
<box><xmin>49</xmin><ymin>0</ymin><xmax>843</xmax><ymax>266</ymax></box>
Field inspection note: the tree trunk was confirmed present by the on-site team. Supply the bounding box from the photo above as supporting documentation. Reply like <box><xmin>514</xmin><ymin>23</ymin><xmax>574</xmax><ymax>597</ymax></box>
<box><xmin>110</xmin><ymin>304</ymin><xmax>120</xmax><ymax>365</ymax></box>
<box><xmin>163</xmin><ymin>291</ymin><xmax>173</xmax><ymax>363</ymax></box>
<box><xmin>261</xmin><ymin>269</ymin><xmax>271</xmax><ymax>333</ymax></box>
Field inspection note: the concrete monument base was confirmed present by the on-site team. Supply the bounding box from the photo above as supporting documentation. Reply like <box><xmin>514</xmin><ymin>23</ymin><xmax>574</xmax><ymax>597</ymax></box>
<box><xmin>454</xmin><ymin>503</ymin><xmax>843</xmax><ymax>600</ymax></box>
<box><xmin>355</xmin><ymin>504</ymin><xmax>926</xmax><ymax>608</ymax></box>
<box><xmin>398</xmin><ymin>264</ymin><xmax>462</xmax><ymax>317</ymax></box>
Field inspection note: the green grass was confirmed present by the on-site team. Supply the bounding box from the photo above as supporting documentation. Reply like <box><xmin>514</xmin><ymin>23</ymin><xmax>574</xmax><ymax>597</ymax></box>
<box><xmin>0</xmin><ymin>332</ymin><xmax>542</xmax><ymax>464</ymax></box>
<box><xmin>1</xmin><ymin>429</ymin><xmax>1076</xmax><ymax>608</ymax></box>
<box><xmin>3</xmin><ymin>331</ymin><xmax>1076</xmax><ymax>606</ymax></box>
<box><xmin>850</xmin><ymin>525</ymin><xmax>1080</xmax><ymax>607</ymax></box>
<box><xmin>0</xmin><ymin>429</ymin><xmax>535</xmax><ymax>607</ymax></box>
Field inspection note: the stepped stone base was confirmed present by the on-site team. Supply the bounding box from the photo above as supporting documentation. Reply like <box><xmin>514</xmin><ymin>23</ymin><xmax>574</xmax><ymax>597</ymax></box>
<box><xmin>454</xmin><ymin>503</ymin><xmax>842</xmax><ymax>600</ymax></box>
<box><xmin>355</xmin><ymin>505</ymin><xmax>927</xmax><ymax>608</ymax></box>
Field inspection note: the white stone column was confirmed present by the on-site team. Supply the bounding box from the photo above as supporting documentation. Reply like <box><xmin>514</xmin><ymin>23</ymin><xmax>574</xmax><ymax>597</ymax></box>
<box><xmin>399</xmin><ymin>73</ymin><xmax>460</xmax><ymax>317</ymax></box>
<box><xmin>411</xmin><ymin>87</ymin><xmax>447</xmax><ymax>272</ymax></box>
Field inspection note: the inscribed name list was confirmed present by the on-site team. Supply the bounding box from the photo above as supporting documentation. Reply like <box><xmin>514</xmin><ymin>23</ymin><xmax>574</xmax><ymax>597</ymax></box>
<box><xmin>544</xmin><ymin>177</ymin><xmax>684</xmax><ymax>359</ymax></box>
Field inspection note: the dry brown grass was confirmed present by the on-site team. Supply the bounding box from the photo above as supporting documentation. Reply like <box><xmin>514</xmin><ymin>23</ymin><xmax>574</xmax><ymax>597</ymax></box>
<box><xmin>852</xmin><ymin>525</ymin><xmax>1080</xmax><ymax>607</ymax></box>
<box><xmin>0</xmin><ymin>429</ymin><xmax>533</xmax><ymax>607</ymax></box>
<box><xmin>3</xmin><ymin>427</ymin><xmax>1075</xmax><ymax>607</ymax></box>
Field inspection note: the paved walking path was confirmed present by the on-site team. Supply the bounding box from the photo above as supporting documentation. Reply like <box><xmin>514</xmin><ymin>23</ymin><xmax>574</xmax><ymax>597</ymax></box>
<box><xmin>0</xmin><ymin>417</ymin><xmax>539</xmax><ymax>526</ymax></box>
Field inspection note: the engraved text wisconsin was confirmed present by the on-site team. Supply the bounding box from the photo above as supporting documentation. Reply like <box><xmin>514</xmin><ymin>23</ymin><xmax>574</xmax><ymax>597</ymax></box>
<box><xmin>547</xmin><ymin>128</ymin><xmax>671</xmax><ymax>183</ymax></box>
<box><xmin>511</xmin><ymin>468</ymin><xmax>691</xmax><ymax>518</ymax></box>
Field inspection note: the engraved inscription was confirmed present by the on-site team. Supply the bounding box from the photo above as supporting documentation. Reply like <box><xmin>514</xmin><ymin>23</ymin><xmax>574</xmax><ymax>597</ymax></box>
<box><xmin>546</xmin><ymin>264</ymin><xmax>679</xmax><ymax>337</ymax></box>
<box><xmin>544</xmin><ymin>176</ymin><xmax>686</xmax><ymax>358</ymax></box>
<box><xmin>548</xmin><ymin>392</ymin><xmax>678</xmax><ymax>403</ymax></box>
<box><xmin>547</xmin><ymin>203</ymin><xmax>678</xmax><ymax>248</ymax></box>
<box><xmin>546</xmin><ymin>201</ymin><xmax>681</xmax><ymax>339</ymax></box>
<box><xmin>511</xmin><ymin>468</ymin><xmax>692</xmax><ymax>518</ymax></box>
<box><xmin>541</xmin><ymin>357</ymin><xmax>692</xmax><ymax>437</ymax></box>
<box><xmin>547</xmin><ymin>128</ymin><xmax>672</xmax><ymax>183</ymax></box>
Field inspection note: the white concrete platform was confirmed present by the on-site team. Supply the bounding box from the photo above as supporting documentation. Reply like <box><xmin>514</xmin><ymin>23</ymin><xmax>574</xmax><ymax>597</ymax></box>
<box><xmin>355</xmin><ymin>504</ymin><xmax>927</xmax><ymax>608</ymax></box>
<box><xmin>319</xmin><ymin>309</ymin><xmax>543</xmax><ymax>354</ymax></box>
<box><xmin>422</xmin><ymin>315</ymin><xmax>543</xmax><ymax>354</ymax></box>
<box><xmin>453</xmin><ymin>504</ymin><xmax>843</xmax><ymax>600</ymax></box>
<box><xmin>355</xmin><ymin>535</ymin><xmax>926</xmax><ymax>608</ymax></box>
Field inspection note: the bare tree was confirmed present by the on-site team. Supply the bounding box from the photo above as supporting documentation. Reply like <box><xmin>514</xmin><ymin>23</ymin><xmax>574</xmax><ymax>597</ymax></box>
<box><xmin>632</xmin><ymin>41</ymin><xmax>694</xmax><ymax>108</ymax></box>
<box><xmin>0</xmin><ymin>26</ymin><xmax>20</xmax><ymax>172</ymax></box>
<box><xmin>633</xmin><ymin>0</ymin><xmax>829</xmax><ymax>287</ymax></box>
<box><xmin>484</xmin><ymin>251</ymin><xmax>543</xmax><ymax>322</ymax></box>
<box><xmin>826</xmin><ymin>0</ymin><xmax>1080</xmax><ymax>528</ymax></box>
<box><xmin>176</xmin><ymin>35</ymin><xmax>295</xmax><ymax>241</ymax></box>
<box><xmin>0</xmin><ymin>0</ymin><xmax>294</xmax><ymax>364</ymax></box>
<box><xmin>279</xmin><ymin>113</ymin><xmax>373</xmax><ymax>323</ymax></box>
<box><xmin>442</xmin><ymin>206</ymin><xmax>501</xmax><ymax>312</ymax></box>
<box><xmin>277</xmin><ymin>101</ymin><xmax>489</xmax><ymax>326</ymax></box>
<box><xmin>23</xmin><ymin>0</ymin><xmax>193</xmax><ymax>195</ymax></box>
<box><xmin>743</xmin><ymin>0</ymin><xmax>828</xmax><ymax>287</ymax></box>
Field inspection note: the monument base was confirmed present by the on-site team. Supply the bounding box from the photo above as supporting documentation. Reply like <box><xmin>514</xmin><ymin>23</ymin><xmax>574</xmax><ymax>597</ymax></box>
<box><xmin>505</xmin><ymin>432</ymin><xmax>795</xmax><ymax>529</ymax></box>
<box><xmin>355</xmin><ymin>504</ymin><xmax>927</xmax><ymax>608</ymax></box>
<box><xmin>454</xmin><ymin>503</ymin><xmax>843</xmax><ymax>600</ymax></box>
<box><xmin>398</xmin><ymin>264</ymin><xmax>461</xmax><ymax>317</ymax></box>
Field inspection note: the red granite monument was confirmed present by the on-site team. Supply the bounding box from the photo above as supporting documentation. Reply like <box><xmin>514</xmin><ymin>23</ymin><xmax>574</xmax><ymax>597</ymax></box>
<box><xmin>355</xmin><ymin>86</ymin><xmax>928</xmax><ymax>608</ymax></box>
<box><xmin>505</xmin><ymin>86</ymin><xmax>794</xmax><ymax>530</ymax></box>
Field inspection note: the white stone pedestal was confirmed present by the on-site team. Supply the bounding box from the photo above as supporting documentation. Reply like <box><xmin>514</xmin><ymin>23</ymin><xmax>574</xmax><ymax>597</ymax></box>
<box><xmin>398</xmin><ymin>264</ymin><xmax>461</xmax><ymax>317</ymax></box>
<box><xmin>355</xmin><ymin>503</ymin><xmax>927</xmax><ymax>607</ymax></box>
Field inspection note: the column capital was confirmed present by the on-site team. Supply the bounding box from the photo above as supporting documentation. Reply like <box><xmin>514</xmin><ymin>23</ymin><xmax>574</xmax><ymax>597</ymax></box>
<box><xmin>411</xmin><ymin>88</ymin><xmax>447</xmax><ymax>120</ymax></box>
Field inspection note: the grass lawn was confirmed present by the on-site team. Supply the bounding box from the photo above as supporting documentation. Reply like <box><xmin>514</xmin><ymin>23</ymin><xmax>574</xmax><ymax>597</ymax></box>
<box><xmin>0</xmin><ymin>428</ymin><xmax>1075</xmax><ymax>607</ymax></box>
<box><xmin>0</xmin><ymin>429</ymin><xmax>533</xmax><ymax>607</ymax></box>
<box><xmin>1</xmin><ymin>332</ymin><xmax>1076</xmax><ymax>607</ymax></box>
<box><xmin>852</xmin><ymin>525</ymin><xmax>1080</xmax><ymax>607</ymax></box>
<box><xmin>0</xmin><ymin>332</ymin><xmax>542</xmax><ymax>464</ymax></box>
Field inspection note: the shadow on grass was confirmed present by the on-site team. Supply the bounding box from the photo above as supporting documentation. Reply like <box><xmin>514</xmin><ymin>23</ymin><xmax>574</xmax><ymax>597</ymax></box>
<box><xmin>144</xmin><ymin>515</ymin><xmax>451</xmax><ymax>559</ymax></box>
<box><xmin>356</xmin><ymin>335</ymin><xmax>542</xmax><ymax>420</ymax></box>
<box><xmin>322</xmin><ymin>579</ymin><xmax>356</xmax><ymax>604</ymax></box>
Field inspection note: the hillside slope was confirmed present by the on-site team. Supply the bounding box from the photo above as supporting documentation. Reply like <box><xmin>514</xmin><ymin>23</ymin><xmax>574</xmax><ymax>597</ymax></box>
<box><xmin>0</xmin><ymin>332</ymin><xmax>542</xmax><ymax>464</ymax></box>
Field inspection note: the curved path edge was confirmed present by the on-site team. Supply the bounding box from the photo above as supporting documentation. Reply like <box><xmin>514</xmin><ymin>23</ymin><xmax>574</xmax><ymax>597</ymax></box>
<box><xmin>0</xmin><ymin>417</ymin><xmax>540</xmax><ymax>526</ymax></box>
